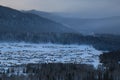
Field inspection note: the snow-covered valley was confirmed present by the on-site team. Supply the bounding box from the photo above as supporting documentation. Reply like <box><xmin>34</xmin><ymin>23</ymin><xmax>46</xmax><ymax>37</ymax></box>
<box><xmin>0</xmin><ymin>42</ymin><xmax>102</xmax><ymax>69</ymax></box>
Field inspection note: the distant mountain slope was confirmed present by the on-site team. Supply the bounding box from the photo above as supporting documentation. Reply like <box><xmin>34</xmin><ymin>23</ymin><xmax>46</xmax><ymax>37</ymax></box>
<box><xmin>0</xmin><ymin>6</ymin><xmax>74</xmax><ymax>33</ymax></box>
<box><xmin>28</xmin><ymin>10</ymin><xmax>120</xmax><ymax>35</ymax></box>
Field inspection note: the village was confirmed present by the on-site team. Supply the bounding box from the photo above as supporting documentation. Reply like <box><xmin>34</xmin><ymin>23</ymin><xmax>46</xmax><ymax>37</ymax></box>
<box><xmin>0</xmin><ymin>43</ymin><xmax>102</xmax><ymax>74</ymax></box>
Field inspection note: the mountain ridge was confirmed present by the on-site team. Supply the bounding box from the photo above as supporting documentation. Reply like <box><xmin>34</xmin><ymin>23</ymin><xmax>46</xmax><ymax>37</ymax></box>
<box><xmin>27</xmin><ymin>10</ymin><xmax>120</xmax><ymax>35</ymax></box>
<box><xmin>0</xmin><ymin>5</ymin><xmax>74</xmax><ymax>33</ymax></box>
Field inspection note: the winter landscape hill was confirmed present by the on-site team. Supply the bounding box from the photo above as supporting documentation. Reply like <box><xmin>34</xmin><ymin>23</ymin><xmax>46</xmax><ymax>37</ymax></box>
<box><xmin>0</xmin><ymin>6</ymin><xmax>73</xmax><ymax>33</ymax></box>
<box><xmin>0</xmin><ymin>6</ymin><xmax>120</xmax><ymax>51</ymax></box>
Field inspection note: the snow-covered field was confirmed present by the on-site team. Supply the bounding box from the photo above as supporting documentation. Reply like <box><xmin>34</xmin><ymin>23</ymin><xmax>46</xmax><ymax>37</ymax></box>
<box><xmin>0</xmin><ymin>42</ymin><xmax>102</xmax><ymax>68</ymax></box>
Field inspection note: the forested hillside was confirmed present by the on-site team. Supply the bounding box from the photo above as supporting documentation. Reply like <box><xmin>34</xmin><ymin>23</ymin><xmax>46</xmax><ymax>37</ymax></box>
<box><xmin>0</xmin><ymin>6</ymin><xmax>73</xmax><ymax>33</ymax></box>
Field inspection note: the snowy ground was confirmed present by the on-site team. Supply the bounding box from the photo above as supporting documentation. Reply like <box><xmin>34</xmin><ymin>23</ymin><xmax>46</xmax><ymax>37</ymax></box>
<box><xmin>0</xmin><ymin>42</ymin><xmax>102</xmax><ymax>68</ymax></box>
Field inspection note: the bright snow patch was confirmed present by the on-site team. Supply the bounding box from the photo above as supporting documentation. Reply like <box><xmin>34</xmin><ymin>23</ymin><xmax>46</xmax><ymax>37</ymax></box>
<box><xmin>0</xmin><ymin>42</ymin><xmax>102</xmax><ymax>68</ymax></box>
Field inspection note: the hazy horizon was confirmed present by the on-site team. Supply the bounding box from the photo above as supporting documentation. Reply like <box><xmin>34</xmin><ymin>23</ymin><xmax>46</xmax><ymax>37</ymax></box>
<box><xmin>0</xmin><ymin>0</ymin><xmax>120</xmax><ymax>18</ymax></box>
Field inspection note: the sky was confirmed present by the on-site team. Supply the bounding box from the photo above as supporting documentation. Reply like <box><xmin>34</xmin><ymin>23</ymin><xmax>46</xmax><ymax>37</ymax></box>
<box><xmin>0</xmin><ymin>0</ymin><xmax>120</xmax><ymax>18</ymax></box>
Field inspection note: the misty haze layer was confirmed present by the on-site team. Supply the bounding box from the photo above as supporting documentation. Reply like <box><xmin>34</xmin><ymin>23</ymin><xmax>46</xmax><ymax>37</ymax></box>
<box><xmin>0</xmin><ymin>0</ymin><xmax>120</xmax><ymax>18</ymax></box>
<box><xmin>28</xmin><ymin>10</ymin><xmax>120</xmax><ymax>35</ymax></box>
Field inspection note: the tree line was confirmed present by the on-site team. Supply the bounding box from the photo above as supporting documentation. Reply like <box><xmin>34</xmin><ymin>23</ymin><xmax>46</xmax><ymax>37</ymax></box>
<box><xmin>0</xmin><ymin>32</ymin><xmax>120</xmax><ymax>51</ymax></box>
<box><xmin>0</xmin><ymin>50</ymin><xmax>120</xmax><ymax>80</ymax></box>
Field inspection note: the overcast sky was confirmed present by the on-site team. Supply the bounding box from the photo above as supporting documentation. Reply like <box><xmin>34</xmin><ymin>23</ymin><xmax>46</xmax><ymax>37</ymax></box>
<box><xmin>0</xmin><ymin>0</ymin><xmax>120</xmax><ymax>18</ymax></box>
